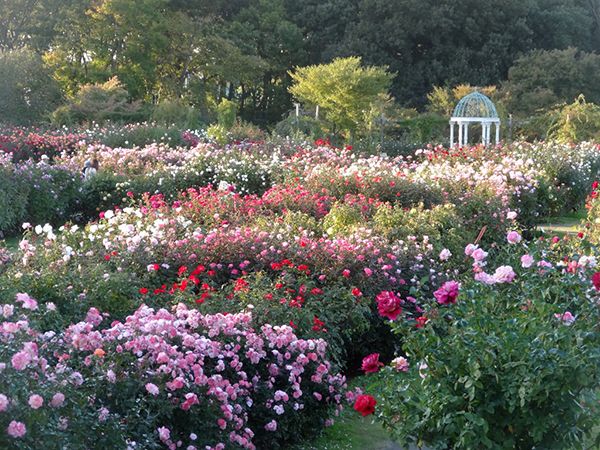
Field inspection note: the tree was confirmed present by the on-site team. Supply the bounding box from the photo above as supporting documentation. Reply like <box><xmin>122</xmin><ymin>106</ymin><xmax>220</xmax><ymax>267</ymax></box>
<box><xmin>289</xmin><ymin>57</ymin><xmax>393</xmax><ymax>137</ymax></box>
<box><xmin>504</xmin><ymin>47</ymin><xmax>600</xmax><ymax>115</ymax></box>
<box><xmin>0</xmin><ymin>48</ymin><xmax>62</xmax><ymax>124</ymax></box>
<box><xmin>334</xmin><ymin>0</ymin><xmax>592</xmax><ymax>106</ymax></box>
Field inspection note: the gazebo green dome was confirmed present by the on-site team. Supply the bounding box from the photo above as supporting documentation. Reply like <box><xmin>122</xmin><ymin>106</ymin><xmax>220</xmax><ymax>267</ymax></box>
<box><xmin>452</xmin><ymin>92</ymin><xmax>499</xmax><ymax>119</ymax></box>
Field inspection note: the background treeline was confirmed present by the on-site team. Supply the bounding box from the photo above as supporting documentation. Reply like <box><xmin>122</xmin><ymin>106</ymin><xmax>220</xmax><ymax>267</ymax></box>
<box><xmin>3</xmin><ymin>0</ymin><xmax>600</xmax><ymax>143</ymax></box>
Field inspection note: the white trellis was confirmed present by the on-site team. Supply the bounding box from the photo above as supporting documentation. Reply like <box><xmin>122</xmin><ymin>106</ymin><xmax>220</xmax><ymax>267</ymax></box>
<box><xmin>450</xmin><ymin>92</ymin><xmax>500</xmax><ymax>147</ymax></box>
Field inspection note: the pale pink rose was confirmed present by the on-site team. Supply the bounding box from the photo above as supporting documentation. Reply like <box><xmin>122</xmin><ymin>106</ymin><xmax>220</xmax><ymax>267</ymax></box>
<box><xmin>2</xmin><ymin>304</ymin><xmax>13</xmax><ymax>318</ymax></box>
<box><xmin>521</xmin><ymin>254</ymin><xmax>534</xmax><ymax>268</ymax></box>
<box><xmin>363</xmin><ymin>268</ymin><xmax>373</xmax><ymax>277</ymax></box>
<box><xmin>507</xmin><ymin>211</ymin><xmax>518</xmax><ymax>220</ymax></box>
<box><xmin>554</xmin><ymin>311</ymin><xmax>576</xmax><ymax>325</ymax></box>
<box><xmin>158</xmin><ymin>426</ymin><xmax>171</xmax><ymax>442</ymax></box>
<box><xmin>507</xmin><ymin>231</ymin><xmax>522</xmax><ymax>244</ymax></box>
<box><xmin>464</xmin><ymin>244</ymin><xmax>478</xmax><ymax>256</ymax></box>
<box><xmin>391</xmin><ymin>356</ymin><xmax>409</xmax><ymax>372</ymax></box>
<box><xmin>11</xmin><ymin>351</ymin><xmax>31</xmax><ymax>371</ymax></box>
<box><xmin>265</xmin><ymin>420</ymin><xmax>278</xmax><ymax>431</ymax></box>
<box><xmin>7</xmin><ymin>421</ymin><xmax>26</xmax><ymax>438</ymax></box>
<box><xmin>50</xmin><ymin>392</ymin><xmax>65</xmax><ymax>408</ymax></box>
<box><xmin>0</xmin><ymin>394</ymin><xmax>9</xmax><ymax>412</ymax></box>
<box><xmin>471</xmin><ymin>248</ymin><xmax>488</xmax><ymax>262</ymax></box>
<box><xmin>15</xmin><ymin>293</ymin><xmax>37</xmax><ymax>310</ymax></box>
<box><xmin>145</xmin><ymin>383</ymin><xmax>160</xmax><ymax>396</ymax></box>
<box><xmin>493</xmin><ymin>266</ymin><xmax>516</xmax><ymax>283</ymax></box>
<box><xmin>28</xmin><ymin>394</ymin><xmax>43</xmax><ymax>409</ymax></box>
<box><xmin>474</xmin><ymin>272</ymin><xmax>496</xmax><ymax>285</ymax></box>
<box><xmin>439</xmin><ymin>249</ymin><xmax>452</xmax><ymax>261</ymax></box>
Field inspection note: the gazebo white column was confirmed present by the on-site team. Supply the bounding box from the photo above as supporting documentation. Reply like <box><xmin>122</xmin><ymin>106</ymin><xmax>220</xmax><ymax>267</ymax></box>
<box><xmin>450</xmin><ymin>122</ymin><xmax>454</xmax><ymax>147</ymax></box>
<box><xmin>464</xmin><ymin>123</ymin><xmax>469</xmax><ymax>146</ymax></box>
<box><xmin>495</xmin><ymin>123</ymin><xmax>500</xmax><ymax>144</ymax></box>
<box><xmin>458</xmin><ymin>122</ymin><xmax>463</xmax><ymax>147</ymax></box>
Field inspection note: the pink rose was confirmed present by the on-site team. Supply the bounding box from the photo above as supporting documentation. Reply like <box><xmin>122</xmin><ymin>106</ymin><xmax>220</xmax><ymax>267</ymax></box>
<box><xmin>265</xmin><ymin>420</ymin><xmax>277</xmax><ymax>431</ymax></box>
<box><xmin>493</xmin><ymin>266</ymin><xmax>516</xmax><ymax>283</ymax></box>
<box><xmin>375</xmin><ymin>291</ymin><xmax>402</xmax><ymax>320</ymax></box>
<box><xmin>554</xmin><ymin>311</ymin><xmax>576</xmax><ymax>325</ymax></box>
<box><xmin>361</xmin><ymin>353</ymin><xmax>384</xmax><ymax>374</ymax></box>
<box><xmin>7</xmin><ymin>421</ymin><xmax>26</xmax><ymax>438</ymax></box>
<box><xmin>28</xmin><ymin>394</ymin><xmax>43</xmax><ymax>409</ymax></box>
<box><xmin>464</xmin><ymin>244</ymin><xmax>478</xmax><ymax>256</ymax></box>
<box><xmin>471</xmin><ymin>248</ymin><xmax>488</xmax><ymax>262</ymax></box>
<box><xmin>434</xmin><ymin>281</ymin><xmax>460</xmax><ymax>305</ymax></box>
<box><xmin>0</xmin><ymin>394</ymin><xmax>9</xmax><ymax>412</ymax></box>
<box><xmin>521</xmin><ymin>254</ymin><xmax>534</xmax><ymax>268</ymax></box>
<box><xmin>507</xmin><ymin>211</ymin><xmax>518</xmax><ymax>220</ymax></box>
<box><xmin>158</xmin><ymin>426</ymin><xmax>171</xmax><ymax>442</ymax></box>
<box><xmin>145</xmin><ymin>383</ymin><xmax>160</xmax><ymax>396</ymax></box>
<box><xmin>507</xmin><ymin>231</ymin><xmax>522</xmax><ymax>244</ymax></box>
<box><xmin>50</xmin><ymin>392</ymin><xmax>65</xmax><ymax>408</ymax></box>
<box><xmin>391</xmin><ymin>356</ymin><xmax>409</xmax><ymax>372</ymax></box>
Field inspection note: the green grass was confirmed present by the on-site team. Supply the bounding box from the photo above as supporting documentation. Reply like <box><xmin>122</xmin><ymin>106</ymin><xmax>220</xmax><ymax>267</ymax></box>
<box><xmin>295</xmin><ymin>411</ymin><xmax>402</xmax><ymax>450</ymax></box>
<box><xmin>536</xmin><ymin>208</ymin><xmax>587</xmax><ymax>236</ymax></box>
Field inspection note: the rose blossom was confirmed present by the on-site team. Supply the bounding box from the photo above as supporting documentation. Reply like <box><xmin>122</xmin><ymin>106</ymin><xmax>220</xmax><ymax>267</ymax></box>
<box><xmin>433</xmin><ymin>281</ymin><xmax>460</xmax><ymax>305</ymax></box>
<box><xmin>353</xmin><ymin>394</ymin><xmax>376</xmax><ymax>416</ymax></box>
<box><xmin>493</xmin><ymin>266</ymin><xmax>516</xmax><ymax>283</ymax></box>
<box><xmin>158</xmin><ymin>426</ymin><xmax>171</xmax><ymax>442</ymax></box>
<box><xmin>265</xmin><ymin>420</ymin><xmax>277</xmax><ymax>431</ymax></box>
<box><xmin>464</xmin><ymin>244</ymin><xmax>478</xmax><ymax>256</ymax></box>
<box><xmin>593</xmin><ymin>272</ymin><xmax>600</xmax><ymax>291</ymax></box>
<box><xmin>391</xmin><ymin>356</ymin><xmax>409</xmax><ymax>372</ymax></box>
<box><xmin>439</xmin><ymin>249</ymin><xmax>452</xmax><ymax>261</ymax></box>
<box><xmin>145</xmin><ymin>383</ymin><xmax>160</xmax><ymax>396</ymax></box>
<box><xmin>28</xmin><ymin>394</ymin><xmax>43</xmax><ymax>409</ymax></box>
<box><xmin>0</xmin><ymin>394</ymin><xmax>8</xmax><ymax>412</ymax></box>
<box><xmin>471</xmin><ymin>248</ymin><xmax>488</xmax><ymax>262</ymax></box>
<box><xmin>521</xmin><ymin>254</ymin><xmax>534</xmax><ymax>268</ymax></box>
<box><xmin>554</xmin><ymin>311</ymin><xmax>576</xmax><ymax>325</ymax></box>
<box><xmin>7</xmin><ymin>421</ymin><xmax>26</xmax><ymax>438</ymax></box>
<box><xmin>375</xmin><ymin>291</ymin><xmax>402</xmax><ymax>320</ymax></box>
<box><xmin>50</xmin><ymin>392</ymin><xmax>65</xmax><ymax>408</ymax></box>
<box><xmin>507</xmin><ymin>231</ymin><xmax>522</xmax><ymax>244</ymax></box>
<box><xmin>507</xmin><ymin>211</ymin><xmax>518</xmax><ymax>220</ymax></box>
<box><xmin>361</xmin><ymin>353</ymin><xmax>384</xmax><ymax>374</ymax></box>
<box><xmin>15</xmin><ymin>293</ymin><xmax>37</xmax><ymax>310</ymax></box>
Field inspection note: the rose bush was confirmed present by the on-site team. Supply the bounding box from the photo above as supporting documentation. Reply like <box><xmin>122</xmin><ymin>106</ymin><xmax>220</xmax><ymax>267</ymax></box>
<box><xmin>372</xmin><ymin>237</ymin><xmax>600</xmax><ymax>449</ymax></box>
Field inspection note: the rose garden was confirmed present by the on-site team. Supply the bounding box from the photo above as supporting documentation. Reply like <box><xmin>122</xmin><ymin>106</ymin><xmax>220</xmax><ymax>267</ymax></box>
<box><xmin>3</xmin><ymin>2</ymin><xmax>600</xmax><ymax>448</ymax></box>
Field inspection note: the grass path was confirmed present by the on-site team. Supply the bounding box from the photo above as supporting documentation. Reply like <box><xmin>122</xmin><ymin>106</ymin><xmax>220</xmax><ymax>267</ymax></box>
<box><xmin>536</xmin><ymin>209</ymin><xmax>585</xmax><ymax>236</ymax></box>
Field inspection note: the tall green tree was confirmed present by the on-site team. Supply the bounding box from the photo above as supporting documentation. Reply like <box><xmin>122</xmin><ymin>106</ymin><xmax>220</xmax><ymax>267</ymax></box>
<box><xmin>289</xmin><ymin>56</ymin><xmax>393</xmax><ymax>137</ymax></box>
<box><xmin>504</xmin><ymin>47</ymin><xmax>600</xmax><ymax>115</ymax></box>
<box><xmin>0</xmin><ymin>48</ymin><xmax>62</xmax><ymax>124</ymax></box>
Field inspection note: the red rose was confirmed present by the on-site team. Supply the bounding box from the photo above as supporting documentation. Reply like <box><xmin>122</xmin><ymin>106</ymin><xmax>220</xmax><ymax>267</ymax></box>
<box><xmin>139</xmin><ymin>287</ymin><xmax>148</xmax><ymax>295</ymax></box>
<box><xmin>592</xmin><ymin>272</ymin><xmax>600</xmax><ymax>291</ymax></box>
<box><xmin>434</xmin><ymin>281</ymin><xmax>460</xmax><ymax>305</ymax></box>
<box><xmin>375</xmin><ymin>291</ymin><xmax>402</xmax><ymax>320</ymax></box>
<box><xmin>353</xmin><ymin>394</ymin><xmax>376</xmax><ymax>416</ymax></box>
<box><xmin>361</xmin><ymin>353</ymin><xmax>383</xmax><ymax>374</ymax></box>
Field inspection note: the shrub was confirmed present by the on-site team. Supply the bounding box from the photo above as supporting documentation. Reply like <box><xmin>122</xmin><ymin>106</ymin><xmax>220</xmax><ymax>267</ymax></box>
<box><xmin>0</xmin><ymin>165</ymin><xmax>29</xmax><ymax>233</ymax></box>
<box><xmin>151</xmin><ymin>100</ymin><xmax>203</xmax><ymax>129</ymax></box>
<box><xmin>51</xmin><ymin>77</ymin><xmax>148</xmax><ymax>125</ymax></box>
<box><xmin>585</xmin><ymin>180</ymin><xmax>599</xmax><ymax>244</ymax></box>
<box><xmin>373</xmin><ymin>239</ymin><xmax>600</xmax><ymax>449</ymax></box>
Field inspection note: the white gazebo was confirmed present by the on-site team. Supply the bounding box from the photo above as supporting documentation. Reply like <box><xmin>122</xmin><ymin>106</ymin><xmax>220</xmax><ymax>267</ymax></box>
<box><xmin>450</xmin><ymin>92</ymin><xmax>500</xmax><ymax>147</ymax></box>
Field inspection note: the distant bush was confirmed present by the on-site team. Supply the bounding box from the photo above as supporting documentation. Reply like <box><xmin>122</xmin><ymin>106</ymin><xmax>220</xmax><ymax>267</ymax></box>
<box><xmin>151</xmin><ymin>100</ymin><xmax>203</xmax><ymax>129</ymax></box>
<box><xmin>51</xmin><ymin>77</ymin><xmax>149</xmax><ymax>125</ymax></box>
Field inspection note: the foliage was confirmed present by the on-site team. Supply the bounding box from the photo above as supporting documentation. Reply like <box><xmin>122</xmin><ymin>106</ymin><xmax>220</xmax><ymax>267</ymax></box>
<box><xmin>151</xmin><ymin>100</ymin><xmax>203</xmax><ymax>129</ymax></box>
<box><xmin>0</xmin><ymin>48</ymin><xmax>62</xmax><ymax>125</ymax></box>
<box><xmin>585</xmin><ymin>180</ymin><xmax>600</xmax><ymax>244</ymax></box>
<box><xmin>547</xmin><ymin>95</ymin><xmax>600</xmax><ymax>143</ymax></box>
<box><xmin>289</xmin><ymin>57</ymin><xmax>393</xmax><ymax>138</ymax></box>
<box><xmin>51</xmin><ymin>77</ymin><xmax>147</xmax><ymax>125</ymax></box>
<box><xmin>374</xmin><ymin>239</ymin><xmax>600</xmax><ymax>449</ymax></box>
<box><xmin>505</xmin><ymin>48</ymin><xmax>600</xmax><ymax>116</ymax></box>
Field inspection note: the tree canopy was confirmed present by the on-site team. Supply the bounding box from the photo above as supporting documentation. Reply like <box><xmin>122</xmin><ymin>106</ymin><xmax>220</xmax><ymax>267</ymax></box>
<box><xmin>2</xmin><ymin>0</ymin><xmax>600</xmax><ymax>125</ymax></box>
